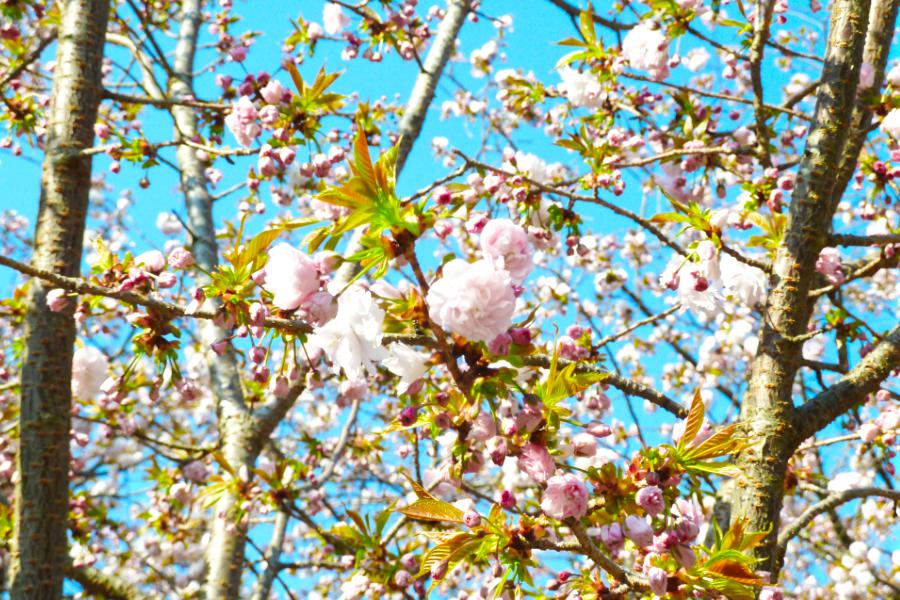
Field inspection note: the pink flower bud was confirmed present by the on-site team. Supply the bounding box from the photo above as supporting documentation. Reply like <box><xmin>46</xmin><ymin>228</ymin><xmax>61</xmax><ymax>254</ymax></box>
<box><xmin>463</xmin><ymin>510</ymin><xmax>481</xmax><ymax>528</ymax></box>
<box><xmin>167</xmin><ymin>247</ymin><xmax>194</xmax><ymax>269</ymax></box>
<box><xmin>46</xmin><ymin>289</ymin><xmax>70</xmax><ymax>312</ymax></box>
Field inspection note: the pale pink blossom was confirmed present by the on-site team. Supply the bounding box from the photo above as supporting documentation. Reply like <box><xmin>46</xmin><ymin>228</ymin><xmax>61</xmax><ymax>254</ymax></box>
<box><xmin>168</xmin><ymin>247</ymin><xmax>194</xmax><ymax>269</ymax></box>
<box><xmin>469</xmin><ymin>412</ymin><xmax>497</xmax><ymax>442</ymax></box>
<box><xmin>571</xmin><ymin>432</ymin><xmax>597</xmax><ymax>457</ymax></box>
<box><xmin>479</xmin><ymin>218</ymin><xmax>534</xmax><ymax>284</ymax></box>
<box><xmin>540</xmin><ymin>473</ymin><xmax>589</xmax><ymax>519</ymax></box>
<box><xmin>46</xmin><ymin>288</ymin><xmax>69</xmax><ymax>312</ymax></box>
<box><xmin>262</xmin><ymin>243</ymin><xmax>321</xmax><ymax>311</ymax></box>
<box><xmin>323</xmin><ymin>3</ymin><xmax>350</xmax><ymax>35</ymax></box>
<box><xmin>648</xmin><ymin>567</ymin><xmax>668</xmax><ymax>596</ymax></box>
<box><xmin>72</xmin><ymin>346</ymin><xmax>109</xmax><ymax>400</ymax></box>
<box><xmin>225</xmin><ymin>96</ymin><xmax>261</xmax><ymax>147</ymax></box>
<box><xmin>858</xmin><ymin>423</ymin><xmax>881</xmax><ymax>443</ymax></box>
<box><xmin>308</xmin><ymin>286</ymin><xmax>387</xmax><ymax>380</ymax></box>
<box><xmin>557</xmin><ymin>67</ymin><xmax>602</xmax><ymax>108</ymax></box>
<box><xmin>622</xmin><ymin>22</ymin><xmax>669</xmax><ymax>81</ymax></box>
<box><xmin>426</xmin><ymin>259</ymin><xmax>516</xmax><ymax>342</ymax></box>
<box><xmin>636</xmin><ymin>485</ymin><xmax>665</xmax><ymax>516</ymax></box>
<box><xmin>759</xmin><ymin>588</ymin><xmax>784</xmax><ymax>600</ymax></box>
<box><xmin>260</xmin><ymin>79</ymin><xmax>286</xmax><ymax>104</ymax></box>
<box><xmin>517</xmin><ymin>442</ymin><xmax>555</xmax><ymax>483</ymax></box>
<box><xmin>887</xmin><ymin>64</ymin><xmax>900</xmax><ymax>86</ymax></box>
<box><xmin>598</xmin><ymin>523</ymin><xmax>625</xmax><ymax>552</ymax></box>
<box><xmin>135</xmin><ymin>249</ymin><xmax>166</xmax><ymax>273</ymax></box>
<box><xmin>859</xmin><ymin>62</ymin><xmax>875</xmax><ymax>89</ymax></box>
<box><xmin>623</xmin><ymin>515</ymin><xmax>654</xmax><ymax>548</ymax></box>
<box><xmin>815</xmin><ymin>247</ymin><xmax>845</xmax><ymax>284</ymax></box>
<box><xmin>881</xmin><ymin>108</ymin><xmax>900</xmax><ymax>139</ymax></box>
<box><xmin>383</xmin><ymin>343</ymin><xmax>431</xmax><ymax>393</ymax></box>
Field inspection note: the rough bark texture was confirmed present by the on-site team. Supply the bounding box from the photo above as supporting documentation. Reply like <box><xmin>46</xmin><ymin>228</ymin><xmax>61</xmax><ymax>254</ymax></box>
<box><xmin>9</xmin><ymin>1</ymin><xmax>109</xmax><ymax>597</ymax></box>
<box><xmin>732</xmin><ymin>0</ymin><xmax>872</xmax><ymax>578</ymax></box>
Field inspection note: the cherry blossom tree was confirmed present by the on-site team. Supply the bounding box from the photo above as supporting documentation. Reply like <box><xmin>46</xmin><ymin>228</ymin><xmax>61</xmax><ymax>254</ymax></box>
<box><xmin>0</xmin><ymin>0</ymin><xmax>898</xmax><ymax>599</ymax></box>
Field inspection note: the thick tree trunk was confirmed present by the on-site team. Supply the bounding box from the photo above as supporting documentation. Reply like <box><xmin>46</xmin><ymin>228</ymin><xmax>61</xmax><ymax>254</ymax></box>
<box><xmin>732</xmin><ymin>0</ymin><xmax>871</xmax><ymax>579</ymax></box>
<box><xmin>9</xmin><ymin>1</ymin><xmax>109</xmax><ymax>598</ymax></box>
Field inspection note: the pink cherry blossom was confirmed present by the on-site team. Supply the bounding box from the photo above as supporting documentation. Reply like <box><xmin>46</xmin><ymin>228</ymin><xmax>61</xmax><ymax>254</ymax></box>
<box><xmin>479</xmin><ymin>218</ymin><xmax>533</xmax><ymax>284</ymax></box>
<box><xmin>224</xmin><ymin>96</ymin><xmax>260</xmax><ymax>147</ymax></box>
<box><xmin>517</xmin><ymin>442</ymin><xmax>555</xmax><ymax>483</ymax></box>
<box><xmin>323</xmin><ymin>3</ymin><xmax>350</xmax><ymax>35</ymax></box>
<box><xmin>622</xmin><ymin>22</ymin><xmax>669</xmax><ymax>81</ymax></box>
<box><xmin>540</xmin><ymin>473</ymin><xmax>589</xmax><ymax>519</ymax></box>
<box><xmin>167</xmin><ymin>247</ymin><xmax>194</xmax><ymax>269</ymax></box>
<box><xmin>815</xmin><ymin>247</ymin><xmax>845</xmax><ymax>284</ymax></box>
<box><xmin>426</xmin><ymin>259</ymin><xmax>516</xmax><ymax>342</ymax></box>
<box><xmin>648</xmin><ymin>567</ymin><xmax>668</xmax><ymax>596</ymax></box>
<box><xmin>71</xmin><ymin>346</ymin><xmax>109</xmax><ymax>400</ymax></box>
<box><xmin>262</xmin><ymin>243</ymin><xmax>321</xmax><ymax>311</ymax></box>
<box><xmin>469</xmin><ymin>412</ymin><xmax>497</xmax><ymax>442</ymax></box>
<box><xmin>636</xmin><ymin>485</ymin><xmax>665</xmax><ymax>516</ymax></box>
<box><xmin>623</xmin><ymin>515</ymin><xmax>654</xmax><ymax>548</ymax></box>
<box><xmin>260</xmin><ymin>79</ymin><xmax>286</xmax><ymax>105</ymax></box>
<box><xmin>46</xmin><ymin>288</ymin><xmax>69</xmax><ymax>312</ymax></box>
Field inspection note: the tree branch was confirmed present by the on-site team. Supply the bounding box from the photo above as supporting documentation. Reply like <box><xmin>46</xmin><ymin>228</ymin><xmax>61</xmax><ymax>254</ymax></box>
<box><xmin>564</xmin><ymin>518</ymin><xmax>647</xmax><ymax>591</ymax></box>
<box><xmin>794</xmin><ymin>325</ymin><xmax>900</xmax><ymax>440</ymax></box>
<box><xmin>66</xmin><ymin>563</ymin><xmax>150</xmax><ymax>600</ymax></box>
<box><xmin>777</xmin><ymin>486</ymin><xmax>900</xmax><ymax>549</ymax></box>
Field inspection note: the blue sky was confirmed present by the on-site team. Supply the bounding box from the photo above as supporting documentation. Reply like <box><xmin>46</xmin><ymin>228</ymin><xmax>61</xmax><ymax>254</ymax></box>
<box><xmin>2</xmin><ymin>0</ymin><xmax>893</xmax><ymax>596</ymax></box>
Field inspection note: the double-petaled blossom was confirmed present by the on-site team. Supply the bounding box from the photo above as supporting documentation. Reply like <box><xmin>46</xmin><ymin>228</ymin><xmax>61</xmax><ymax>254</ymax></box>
<box><xmin>540</xmin><ymin>473</ymin><xmax>589</xmax><ymax>519</ymax></box>
<box><xmin>135</xmin><ymin>249</ymin><xmax>166</xmax><ymax>273</ymax></box>
<box><xmin>469</xmin><ymin>412</ymin><xmax>497</xmax><ymax>443</ymax></box>
<box><xmin>383</xmin><ymin>343</ymin><xmax>431</xmax><ymax>393</ymax></box>
<box><xmin>598</xmin><ymin>523</ymin><xmax>625</xmax><ymax>552</ymax></box>
<box><xmin>621</xmin><ymin>21</ymin><xmax>669</xmax><ymax>80</ymax></box>
<box><xmin>262</xmin><ymin>243</ymin><xmax>321</xmax><ymax>311</ymax></box>
<box><xmin>72</xmin><ymin>346</ymin><xmax>109</xmax><ymax>400</ymax></box>
<box><xmin>479</xmin><ymin>218</ymin><xmax>534</xmax><ymax>284</ymax></box>
<box><xmin>517</xmin><ymin>442</ymin><xmax>555</xmax><ymax>483</ymax></box>
<box><xmin>815</xmin><ymin>247</ymin><xmax>845</xmax><ymax>284</ymax></box>
<box><xmin>720</xmin><ymin>254</ymin><xmax>767</xmax><ymax>306</ymax></box>
<box><xmin>648</xmin><ymin>566</ymin><xmax>668</xmax><ymax>596</ymax></box>
<box><xmin>260</xmin><ymin>79</ymin><xmax>286</xmax><ymax>105</ymax></box>
<box><xmin>557</xmin><ymin>66</ymin><xmax>603</xmax><ymax>108</ymax></box>
<box><xmin>636</xmin><ymin>485</ymin><xmax>666</xmax><ymax>516</ymax></box>
<box><xmin>308</xmin><ymin>286</ymin><xmax>388</xmax><ymax>381</ymax></box>
<box><xmin>426</xmin><ymin>259</ymin><xmax>516</xmax><ymax>342</ymax></box>
<box><xmin>322</xmin><ymin>2</ymin><xmax>350</xmax><ymax>34</ymax></box>
<box><xmin>881</xmin><ymin>108</ymin><xmax>900</xmax><ymax>139</ymax></box>
<box><xmin>623</xmin><ymin>515</ymin><xmax>654</xmax><ymax>548</ymax></box>
<box><xmin>224</xmin><ymin>96</ymin><xmax>261</xmax><ymax>147</ymax></box>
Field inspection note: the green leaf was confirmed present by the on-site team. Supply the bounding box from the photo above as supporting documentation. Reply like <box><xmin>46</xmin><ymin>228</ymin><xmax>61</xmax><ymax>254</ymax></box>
<box><xmin>683</xmin><ymin>423</ymin><xmax>750</xmax><ymax>461</ymax></box>
<box><xmin>416</xmin><ymin>532</ymin><xmax>470</xmax><ymax>576</ymax></box>
<box><xmin>682</xmin><ymin>460</ymin><xmax>742</xmax><ymax>477</ymax></box>
<box><xmin>678</xmin><ymin>389</ymin><xmax>705</xmax><ymax>452</ymax></box>
<box><xmin>395</xmin><ymin>498</ymin><xmax>465</xmax><ymax>523</ymax></box>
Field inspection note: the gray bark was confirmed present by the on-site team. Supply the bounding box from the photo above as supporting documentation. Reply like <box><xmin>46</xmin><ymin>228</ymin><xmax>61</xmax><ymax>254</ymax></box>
<box><xmin>9</xmin><ymin>1</ymin><xmax>109</xmax><ymax>598</ymax></box>
<box><xmin>332</xmin><ymin>0</ymin><xmax>471</xmax><ymax>289</ymax></box>
<box><xmin>168</xmin><ymin>2</ymin><xmax>260</xmax><ymax>597</ymax></box>
<box><xmin>732</xmin><ymin>0</ymin><xmax>885</xmax><ymax>578</ymax></box>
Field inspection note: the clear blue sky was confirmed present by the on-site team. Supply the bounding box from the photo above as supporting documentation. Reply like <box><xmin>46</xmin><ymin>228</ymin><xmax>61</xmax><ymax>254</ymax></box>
<box><xmin>2</xmin><ymin>1</ymin><xmax>881</xmax><ymax>596</ymax></box>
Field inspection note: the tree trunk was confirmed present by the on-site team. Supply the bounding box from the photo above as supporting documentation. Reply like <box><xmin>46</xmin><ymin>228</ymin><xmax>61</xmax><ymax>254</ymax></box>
<box><xmin>9</xmin><ymin>1</ymin><xmax>109</xmax><ymax>598</ymax></box>
<box><xmin>731</xmin><ymin>0</ymin><xmax>871</xmax><ymax>579</ymax></box>
<box><xmin>168</xmin><ymin>2</ymin><xmax>259</xmax><ymax>597</ymax></box>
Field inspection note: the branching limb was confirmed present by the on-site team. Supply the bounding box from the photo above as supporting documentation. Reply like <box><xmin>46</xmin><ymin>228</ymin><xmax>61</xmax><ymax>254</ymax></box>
<box><xmin>777</xmin><ymin>487</ymin><xmax>900</xmax><ymax>550</ymax></box>
<box><xmin>66</xmin><ymin>563</ymin><xmax>151</xmax><ymax>600</ymax></box>
<box><xmin>794</xmin><ymin>325</ymin><xmax>900</xmax><ymax>440</ymax></box>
